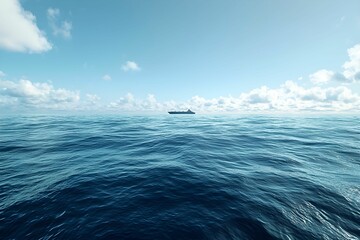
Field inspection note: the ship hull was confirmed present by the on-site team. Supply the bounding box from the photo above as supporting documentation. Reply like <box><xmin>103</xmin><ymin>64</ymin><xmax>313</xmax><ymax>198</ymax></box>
<box><xmin>168</xmin><ymin>111</ymin><xmax>195</xmax><ymax>114</ymax></box>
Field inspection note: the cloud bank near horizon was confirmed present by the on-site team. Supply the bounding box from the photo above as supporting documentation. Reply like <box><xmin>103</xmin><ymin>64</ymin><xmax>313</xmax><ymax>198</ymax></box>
<box><xmin>1</xmin><ymin>77</ymin><xmax>359</xmax><ymax>112</ymax></box>
<box><xmin>108</xmin><ymin>81</ymin><xmax>360</xmax><ymax>112</ymax></box>
<box><xmin>0</xmin><ymin>78</ymin><xmax>80</xmax><ymax>110</ymax></box>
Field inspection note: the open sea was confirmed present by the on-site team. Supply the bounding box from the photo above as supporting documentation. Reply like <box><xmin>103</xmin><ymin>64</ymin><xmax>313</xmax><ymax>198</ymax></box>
<box><xmin>0</xmin><ymin>114</ymin><xmax>359</xmax><ymax>240</ymax></box>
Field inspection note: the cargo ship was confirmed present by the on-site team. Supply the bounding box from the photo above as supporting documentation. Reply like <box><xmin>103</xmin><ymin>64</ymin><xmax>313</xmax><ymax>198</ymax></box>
<box><xmin>168</xmin><ymin>109</ymin><xmax>195</xmax><ymax>114</ymax></box>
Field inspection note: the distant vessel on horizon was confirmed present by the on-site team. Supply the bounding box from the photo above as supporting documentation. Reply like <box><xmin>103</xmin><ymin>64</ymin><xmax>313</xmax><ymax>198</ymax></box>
<box><xmin>168</xmin><ymin>109</ymin><xmax>195</xmax><ymax>114</ymax></box>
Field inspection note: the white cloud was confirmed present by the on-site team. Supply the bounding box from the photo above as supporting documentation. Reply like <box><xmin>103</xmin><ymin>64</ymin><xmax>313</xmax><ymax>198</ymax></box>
<box><xmin>310</xmin><ymin>43</ymin><xmax>360</xmax><ymax>84</ymax></box>
<box><xmin>309</xmin><ymin>69</ymin><xmax>335</xmax><ymax>85</ymax></box>
<box><xmin>1</xmin><ymin>78</ymin><xmax>359</xmax><ymax>113</ymax></box>
<box><xmin>102</xmin><ymin>74</ymin><xmax>112</xmax><ymax>81</ymax></box>
<box><xmin>108</xmin><ymin>93</ymin><xmax>134</xmax><ymax>110</ymax></box>
<box><xmin>47</xmin><ymin>8</ymin><xmax>72</xmax><ymax>39</ymax></box>
<box><xmin>343</xmin><ymin>44</ymin><xmax>360</xmax><ymax>82</ymax></box>
<box><xmin>0</xmin><ymin>71</ymin><xmax>5</xmax><ymax>78</ymax></box>
<box><xmin>107</xmin><ymin>82</ymin><xmax>360</xmax><ymax>113</ymax></box>
<box><xmin>47</xmin><ymin>8</ymin><xmax>59</xmax><ymax>19</ymax></box>
<box><xmin>86</xmin><ymin>94</ymin><xmax>100</xmax><ymax>104</ymax></box>
<box><xmin>0</xmin><ymin>0</ymin><xmax>52</xmax><ymax>53</ymax></box>
<box><xmin>122</xmin><ymin>61</ymin><xmax>141</xmax><ymax>72</ymax></box>
<box><xmin>108</xmin><ymin>93</ymin><xmax>168</xmax><ymax>111</ymax></box>
<box><xmin>0</xmin><ymin>78</ymin><xmax>80</xmax><ymax>109</ymax></box>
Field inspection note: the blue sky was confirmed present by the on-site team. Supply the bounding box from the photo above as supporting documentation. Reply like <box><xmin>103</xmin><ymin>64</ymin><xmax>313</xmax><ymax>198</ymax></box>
<box><xmin>1</xmin><ymin>0</ymin><xmax>360</xmax><ymax>113</ymax></box>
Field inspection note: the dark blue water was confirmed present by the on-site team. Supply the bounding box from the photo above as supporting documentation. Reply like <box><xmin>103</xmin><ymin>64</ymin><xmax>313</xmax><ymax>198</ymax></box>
<box><xmin>0</xmin><ymin>115</ymin><xmax>359</xmax><ymax>239</ymax></box>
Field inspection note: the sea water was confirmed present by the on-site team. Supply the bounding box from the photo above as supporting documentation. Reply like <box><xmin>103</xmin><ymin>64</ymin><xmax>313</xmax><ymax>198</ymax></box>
<box><xmin>0</xmin><ymin>115</ymin><xmax>359</xmax><ymax>239</ymax></box>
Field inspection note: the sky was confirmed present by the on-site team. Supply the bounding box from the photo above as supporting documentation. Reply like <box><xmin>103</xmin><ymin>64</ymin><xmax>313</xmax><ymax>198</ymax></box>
<box><xmin>1</xmin><ymin>0</ymin><xmax>360</xmax><ymax>113</ymax></box>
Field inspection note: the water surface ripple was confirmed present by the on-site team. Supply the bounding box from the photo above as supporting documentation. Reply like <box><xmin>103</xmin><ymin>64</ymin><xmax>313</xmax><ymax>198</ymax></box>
<box><xmin>0</xmin><ymin>115</ymin><xmax>359</xmax><ymax>239</ymax></box>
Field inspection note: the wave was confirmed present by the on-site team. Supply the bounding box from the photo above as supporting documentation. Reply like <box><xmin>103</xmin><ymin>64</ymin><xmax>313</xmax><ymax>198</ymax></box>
<box><xmin>0</xmin><ymin>115</ymin><xmax>359</xmax><ymax>239</ymax></box>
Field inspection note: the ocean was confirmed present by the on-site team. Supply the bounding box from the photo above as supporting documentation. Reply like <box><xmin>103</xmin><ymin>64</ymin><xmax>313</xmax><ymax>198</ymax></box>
<box><xmin>0</xmin><ymin>114</ymin><xmax>359</xmax><ymax>239</ymax></box>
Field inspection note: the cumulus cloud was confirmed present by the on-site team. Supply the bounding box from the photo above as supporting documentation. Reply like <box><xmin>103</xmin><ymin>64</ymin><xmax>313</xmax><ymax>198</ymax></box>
<box><xmin>122</xmin><ymin>61</ymin><xmax>141</xmax><ymax>72</ymax></box>
<box><xmin>86</xmin><ymin>94</ymin><xmax>100</xmax><ymax>104</ymax></box>
<box><xmin>310</xmin><ymin>43</ymin><xmax>360</xmax><ymax>84</ymax></box>
<box><xmin>108</xmin><ymin>93</ymin><xmax>189</xmax><ymax>113</ymax></box>
<box><xmin>0</xmin><ymin>0</ymin><xmax>52</xmax><ymax>53</ymax></box>
<box><xmin>309</xmin><ymin>69</ymin><xmax>335</xmax><ymax>85</ymax></box>
<box><xmin>108</xmin><ymin>93</ymin><xmax>163</xmax><ymax>111</ymax></box>
<box><xmin>47</xmin><ymin>8</ymin><xmax>72</xmax><ymax>39</ymax></box>
<box><xmin>102</xmin><ymin>74</ymin><xmax>112</xmax><ymax>81</ymax></box>
<box><xmin>0</xmin><ymin>71</ymin><xmax>5</xmax><ymax>78</ymax></box>
<box><xmin>0</xmin><ymin>78</ymin><xmax>80</xmax><ymax>109</ymax></box>
<box><xmin>1</xmin><ymin>79</ymin><xmax>359</xmax><ymax>113</ymax></box>
<box><xmin>343</xmin><ymin>44</ymin><xmax>360</xmax><ymax>82</ymax></box>
<box><xmin>107</xmin><ymin>82</ymin><xmax>360</xmax><ymax>113</ymax></box>
<box><xmin>193</xmin><ymin>82</ymin><xmax>359</xmax><ymax>112</ymax></box>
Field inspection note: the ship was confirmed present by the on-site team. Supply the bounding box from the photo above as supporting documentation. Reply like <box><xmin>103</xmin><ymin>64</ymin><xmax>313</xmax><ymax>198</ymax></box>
<box><xmin>168</xmin><ymin>109</ymin><xmax>195</xmax><ymax>114</ymax></box>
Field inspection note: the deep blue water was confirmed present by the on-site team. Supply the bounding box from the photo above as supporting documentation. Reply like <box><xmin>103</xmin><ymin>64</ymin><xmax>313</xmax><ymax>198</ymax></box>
<box><xmin>0</xmin><ymin>115</ymin><xmax>359</xmax><ymax>239</ymax></box>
